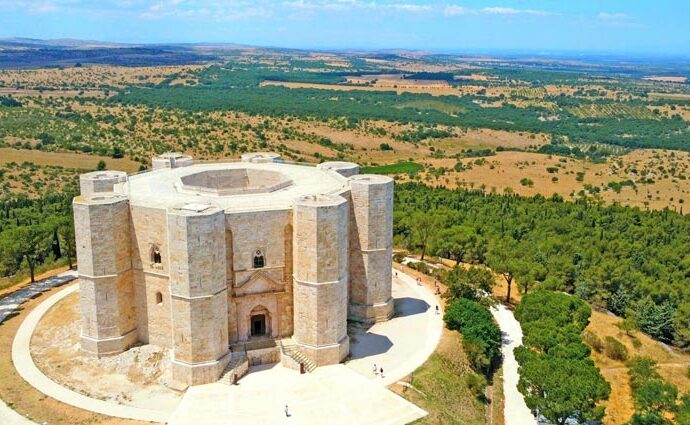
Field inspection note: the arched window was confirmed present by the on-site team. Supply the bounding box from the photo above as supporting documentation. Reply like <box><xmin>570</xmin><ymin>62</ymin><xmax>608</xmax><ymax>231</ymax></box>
<box><xmin>151</xmin><ymin>246</ymin><xmax>162</xmax><ymax>264</ymax></box>
<box><xmin>253</xmin><ymin>250</ymin><xmax>265</xmax><ymax>269</ymax></box>
<box><xmin>155</xmin><ymin>291</ymin><xmax>163</xmax><ymax>305</ymax></box>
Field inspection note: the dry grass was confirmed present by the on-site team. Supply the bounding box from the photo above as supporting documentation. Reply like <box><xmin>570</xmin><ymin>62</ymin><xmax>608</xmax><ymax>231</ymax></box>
<box><xmin>585</xmin><ymin>309</ymin><xmax>690</xmax><ymax>425</ymax></box>
<box><xmin>0</xmin><ymin>64</ymin><xmax>205</xmax><ymax>90</ymax></box>
<box><xmin>392</xmin><ymin>327</ymin><xmax>486</xmax><ymax>425</ymax></box>
<box><xmin>0</xmin><ymin>283</ymin><xmax>147</xmax><ymax>425</ymax></box>
<box><xmin>0</xmin><ymin>148</ymin><xmax>141</xmax><ymax>172</ymax></box>
<box><xmin>411</xmin><ymin>149</ymin><xmax>690</xmax><ymax>212</ymax></box>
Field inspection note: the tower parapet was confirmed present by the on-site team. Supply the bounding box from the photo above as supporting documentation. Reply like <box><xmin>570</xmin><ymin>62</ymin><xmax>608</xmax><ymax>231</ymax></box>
<box><xmin>292</xmin><ymin>194</ymin><xmax>350</xmax><ymax>365</ymax></box>
<box><xmin>241</xmin><ymin>152</ymin><xmax>281</xmax><ymax>164</ymax></box>
<box><xmin>74</xmin><ymin>193</ymin><xmax>137</xmax><ymax>356</ymax></box>
<box><xmin>317</xmin><ymin>161</ymin><xmax>360</xmax><ymax>177</ymax></box>
<box><xmin>79</xmin><ymin>170</ymin><xmax>127</xmax><ymax>196</ymax></box>
<box><xmin>152</xmin><ymin>152</ymin><xmax>193</xmax><ymax>170</ymax></box>
<box><xmin>167</xmin><ymin>203</ymin><xmax>230</xmax><ymax>386</ymax></box>
<box><xmin>347</xmin><ymin>174</ymin><xmax>394</xmax><ymax>324</ymax></box>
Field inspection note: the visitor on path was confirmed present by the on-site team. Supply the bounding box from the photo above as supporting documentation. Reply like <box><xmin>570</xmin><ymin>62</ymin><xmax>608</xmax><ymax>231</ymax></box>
<box><xmin>285</xmin><ymin>404</ymin><xmax>290</xmax><ymax>417</ymax></box>
<box><xmin>373</xmin><ymin>363</ymin><xmax>378</xmax><ymax>375</ymax></box>
<box><xmin>380</xmin><ymin>367</ymin><xmax>384</xmax><ymax>378</ymax></box>
<box><xmin>435</xmin><ymin>305</ymin><xmax>440</xmax><ymax>315</ymax></box>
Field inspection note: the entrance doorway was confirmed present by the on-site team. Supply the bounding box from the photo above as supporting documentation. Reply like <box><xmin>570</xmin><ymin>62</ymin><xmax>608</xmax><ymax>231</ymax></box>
<box><xmin>251</xmin><ymin>314</ymin><xmax>266</xmax><ymax>337</ymax></box>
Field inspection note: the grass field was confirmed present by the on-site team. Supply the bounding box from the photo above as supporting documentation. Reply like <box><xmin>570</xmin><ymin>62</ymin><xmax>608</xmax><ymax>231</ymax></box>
<box><xmin>0</xmin><ymin>148</ymin><xmax>140</xmax><ymax>171</ymax></box>
<box><xmin>361</xmin><ymin>161</ymin><xmax>423</xmax><ymax>175</ymax></box>
<box><xmin>406</xmin><ymin>149</ymin><xmax>690</xmax><ymax>212</ymax></box>
<box><xmin>568</xmin><ymin>103</ymin><xmax>659</xmax><ymax>120</ymax></box>
<box><xmin>585</xmin><ymin>309</ymin><xmax>690</xmax><ymax>425</ymax></box>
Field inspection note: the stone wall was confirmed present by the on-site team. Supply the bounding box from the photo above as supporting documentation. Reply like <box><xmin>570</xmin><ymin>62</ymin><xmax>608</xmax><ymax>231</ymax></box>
<box><xmin>347</xmin><ymin>174</ymin><xmax>395</xmax><ymax>324</ymax></box>
<box><xmin>292</xmin><ymin>194</ymin><xmax>350</xmax><ymax>365</ymax></box>
<box><xmin>74</xmin><ymin>194</ymin><xmax>137</xmax><ymax>356</ymax></box>
<box><xmin>167</xmin><ymin>205</ymin><xmax>230</xmax><ymax>385</ymax></box>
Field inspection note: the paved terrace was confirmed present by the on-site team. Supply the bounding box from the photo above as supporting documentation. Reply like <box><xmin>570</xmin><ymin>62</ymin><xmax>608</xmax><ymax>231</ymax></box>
<box><xmin>6</xmin><ymin>269</ymin><xmax>443</xmax><ymax>424</ymax></box>
<box><xmin>119</xmin><ymin>161</ymin><xmax>350</xmax><ymax>212</ymax></box>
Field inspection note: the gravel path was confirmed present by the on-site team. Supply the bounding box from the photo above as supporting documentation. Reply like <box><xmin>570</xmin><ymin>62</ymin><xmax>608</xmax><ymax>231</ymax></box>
<box><xmin>0</xmin><ymin>269</ymin><xmax>77</xmax><ymax>425</ymax></box>
<box><xmin>491</xmin><ymin>304</ymin><xmax>537</xmax><ymax>425</ymax></box>
<box><xmin>0</xmin><ymin>270</ymin><xmax>77</xmax><ymax>323</ymax></box>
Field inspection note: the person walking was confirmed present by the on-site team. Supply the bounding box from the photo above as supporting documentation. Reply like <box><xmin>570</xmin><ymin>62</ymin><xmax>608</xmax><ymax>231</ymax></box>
<box><xmin>285</xmin><ymin>404</ymin><xmax>290</xmax><ymax>417</ymax></box>
<box><xmin>380</xmin><ymin>367</ymin><xmax>384</xmax><ymax>378</ymax></box>
<box><xmin>373</xmin><ymin>363</ymin><xmax>378</xmax><ymax>375</ymax></box>
<box><xmin>435</xmin><ymin>305</ymin><xmax>440</xmax><ymax>315</ymax></box>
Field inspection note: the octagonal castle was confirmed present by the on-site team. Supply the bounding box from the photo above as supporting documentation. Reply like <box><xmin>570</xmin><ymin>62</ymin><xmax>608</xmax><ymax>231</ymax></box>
<box><xmin>73</xmin><ymin>153</ymin><xmax>394</xmax><ymax>386</ymax></box>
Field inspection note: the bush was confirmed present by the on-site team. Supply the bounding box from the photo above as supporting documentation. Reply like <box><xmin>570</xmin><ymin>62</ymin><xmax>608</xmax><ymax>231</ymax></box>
<box><xmin>582</xmin><ymin>330</ymin><xmax>604</xmax><ymax>352</ymax></box>
<box><xmin>627</xmin><ymin>356</ymin><xmax>679</xmax><ymax>414</ymax></box>
<box><xmin>629</xmin><ymin>412</ymin><xmax>673</xmax><ymax>425</ymax></box>
<box><xmin>465</xmin><ymin>373</ymin><xmax>488</xmax><ymax>399</ymax></box>
<box><xmin>444</xmin><ymin>298</ymin><xmax>501</xmax><ymax>376</ymax></box>
<box><xmin>604</xmin><ymin>336</ymin><xmax>628</xmax><ymax>361</ymax></box>
<box><xmin>392</xmin><ymin>252</ymin><xmax>407</xmax><ymax>263</ymax></box>
<box><xmin>407</xmin><ymin>261</ymin><xmax>430</xmax><ymax>274</ymax></box>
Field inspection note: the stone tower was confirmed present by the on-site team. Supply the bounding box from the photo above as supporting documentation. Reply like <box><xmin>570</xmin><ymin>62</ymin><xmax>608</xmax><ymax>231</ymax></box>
<box><xmin>292</xmin><ymin>194</ymin><xmax>350</xmax><ymax>365</ymax></box>
<box><xmin>347</xmin><ymin>174</ymin><xmax>395</xmax><ymax>324</ymax></box>
<box><xmin>167</xmin><ymin>204</ymin><xmax>230</xmax><ymax>385</ymax></box>
<box><xmin>74</xmin><ymin>192</ymin><xmax>137</xmax><ymax>356</ymax></box>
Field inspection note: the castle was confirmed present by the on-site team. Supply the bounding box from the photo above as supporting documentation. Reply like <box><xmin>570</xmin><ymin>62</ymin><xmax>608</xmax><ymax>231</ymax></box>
<box><xmin>73</xmin><ymin>153</ymin><xmax>394</xmax><ymax>386</ymax></box>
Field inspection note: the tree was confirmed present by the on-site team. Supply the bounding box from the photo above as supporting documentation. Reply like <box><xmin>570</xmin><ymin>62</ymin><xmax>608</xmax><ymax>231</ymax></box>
<box><xmin>444</xmin><ymin>265</ymin><xmax>495</xmax><ymax>302</ymax></box>
<box><xmin>96</xmin><ymin>160</ymin><xmax>107</xmax><ymax>171</ymax></box>
<box><xmin>4</xmin><ymin>225</ymin><xmax>52</xmax><ymax>282</ymax></box>
<box><xmin>488</xmin><ymin>240</ymin><xmax>524</xmax><ymax>303</ymax></box>
<box><xmin>516</xmin><ymin>353</ymin><xmax>610</xmax><ymax>425</ymax></box>
<box><xmin>409</xmin><ymin>211</ymin><xmax>441</xmax><ymax>260</ymax></box>
<box><xmin>616</xmin><ymin>309</ymin><xmax>638</xmax><ymax>337</ymax></box>
<box><xmin>57</xmin><ymin>218</ymin><xmax>76</xmax><ymax>269</ymax></box>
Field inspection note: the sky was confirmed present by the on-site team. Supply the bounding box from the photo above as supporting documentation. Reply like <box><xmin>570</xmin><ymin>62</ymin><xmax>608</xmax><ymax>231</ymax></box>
<box><xmin>0</xmin><ymin>0</ymin><xmax>689</xmax><ymax>55</ymax></box>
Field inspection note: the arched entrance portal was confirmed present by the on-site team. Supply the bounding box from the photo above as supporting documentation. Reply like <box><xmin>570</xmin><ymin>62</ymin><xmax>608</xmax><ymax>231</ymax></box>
<box><xmin>249</xmin><ymin>305</ymin><xmax>271</xmax><ymax>338</ymax></box>
<box><xmin>251</xmin><ymin>314</ymin><xmax>266</xmax><ymax>336</ymax></box>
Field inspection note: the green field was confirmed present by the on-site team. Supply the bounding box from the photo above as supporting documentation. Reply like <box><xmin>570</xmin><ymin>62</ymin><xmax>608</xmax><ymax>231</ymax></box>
<box><xmin>361</xmin><ymin>161</ymin><xmax>424</xmax><ymax>175</ymax></box>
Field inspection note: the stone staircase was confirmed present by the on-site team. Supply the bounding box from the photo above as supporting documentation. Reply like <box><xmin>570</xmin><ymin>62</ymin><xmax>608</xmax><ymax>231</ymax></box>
<box><xmin>280</xmin><ymin>340</ymin><xmax>316</xmax><ymax>373</ymax></box>
<box><xmin>218</xmin><ymin>351</ymin><xmax>249</xmax><ymax>385</ymax></box>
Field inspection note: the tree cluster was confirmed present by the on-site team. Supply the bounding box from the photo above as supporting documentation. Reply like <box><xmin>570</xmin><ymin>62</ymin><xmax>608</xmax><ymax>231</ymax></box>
<box><xmin>394</xmin><ymin>183</ymin><xmax>690</xmax><ymax>347</ymax></box>
<box><xmin>515</xmin><ymin>291</ymin><xmax>610</xmax><ymax>425</ymax></box>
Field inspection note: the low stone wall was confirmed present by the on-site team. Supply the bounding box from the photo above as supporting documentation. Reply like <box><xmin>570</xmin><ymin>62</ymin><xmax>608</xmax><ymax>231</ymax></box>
<box><xmin>247</xmin><ymin>347</ymin><xmax>280</xmax><ymax>366</ymax></box>
<box><xmin>280</xmin><ymin>352</ymin><xmax>301</xmax><ymax>372</ymax></box>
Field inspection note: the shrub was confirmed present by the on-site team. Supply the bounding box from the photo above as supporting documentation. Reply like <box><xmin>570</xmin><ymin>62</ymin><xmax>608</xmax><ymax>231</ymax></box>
<box><xmin>582</xmin><ymin>330</ymin><xmax>604</xmax><ymax>352</ymax></box>
<box><xmin>604</xmin><ymin>336</ymin><xmax>628</xmax><ymax>361</ymax></box>
<box><xmin>392</xmin><ymin>252</ymin><xmax>406</xmax><ymax>263</ymax></box>
<box><xmin>444</xmin><ymin>298</ymin><xmax>501</xmax><ymax>376</ymax></box>
<box><xmin>465</xmin><ymin>373</ymin><xmax>488</xmax><ymax>399</ymax></box>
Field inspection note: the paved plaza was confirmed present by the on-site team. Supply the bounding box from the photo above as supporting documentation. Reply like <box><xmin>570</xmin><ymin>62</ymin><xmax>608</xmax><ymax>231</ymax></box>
<box><xmin>6</xmin><ymin>268</ymin><xmax>442</xmax><ymax>424</ymax></box>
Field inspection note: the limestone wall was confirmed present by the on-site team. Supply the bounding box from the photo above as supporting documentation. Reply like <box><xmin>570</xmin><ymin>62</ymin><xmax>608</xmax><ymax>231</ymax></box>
<box><xmin>167</xmin><ymin>205</ymin><xmax>229</xmax><ymax>385</ymax></box>
<box><xmin>74</xmin><ymin>194</ymin><xmax>137</xmax><ymax>356</ymax></box>
<box><xmin>292</xmin><ymin>195</ymin><xmax>350</xmax><ymax>365</ymax></box>
<box><xmin>226</xmin><ymin>209</ymin><xmax>293</xmax><ymax>343</ymax></box>
<box><xmin>348</xmin><ymin>174</ymin><xmax>394</xmax><ymax>323</ymax></box>
<box><xmin>79</xmin><ymin>171</ymin><xmax>128</xmax><ymax>196</ymax></box>
<box><xmin>316</xmin><ymin>161</ymin><xmax>360</xmax><ymax>177</ymax></box>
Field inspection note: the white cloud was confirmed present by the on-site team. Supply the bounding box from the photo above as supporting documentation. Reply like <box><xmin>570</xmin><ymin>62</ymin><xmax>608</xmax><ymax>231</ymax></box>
<box><xmin>598</xmin><ymin>12</ymin><xmax>631</xmax><ymax>21</ymax></box>
<box><xmin>481</xmin><ymin>7</ymin><xmax>555</xmax><ymax>16</ymax></box>
<box><xmin>443</xmin><ymin>5</ymin><xmax>474</xmax><ymax>16</ymax></box>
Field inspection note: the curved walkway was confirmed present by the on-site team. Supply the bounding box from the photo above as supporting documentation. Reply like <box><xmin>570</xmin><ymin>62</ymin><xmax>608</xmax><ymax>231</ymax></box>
<box><xmin>0</xmin><ymin>270</ymin><xmax>78</xmax><ymax>425</ymax></box>
<box><xmin>12</xmin><ymin>283</ymin><xmax>173</xmax><ymax>423</ymax></box>
<box><xmin>346</xmin><ymin>268</ymin><xmax>444</xmax><ymax>386</ymax></box>
<box><xmin>491</xmin><ymin>304</ymin><xmax>537</xmax><ymax>425</ymax></box>
<box><xmin>5</xmin><ymin>267</ymin><xmax>441</xmax><ymax>425</ymax></box>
